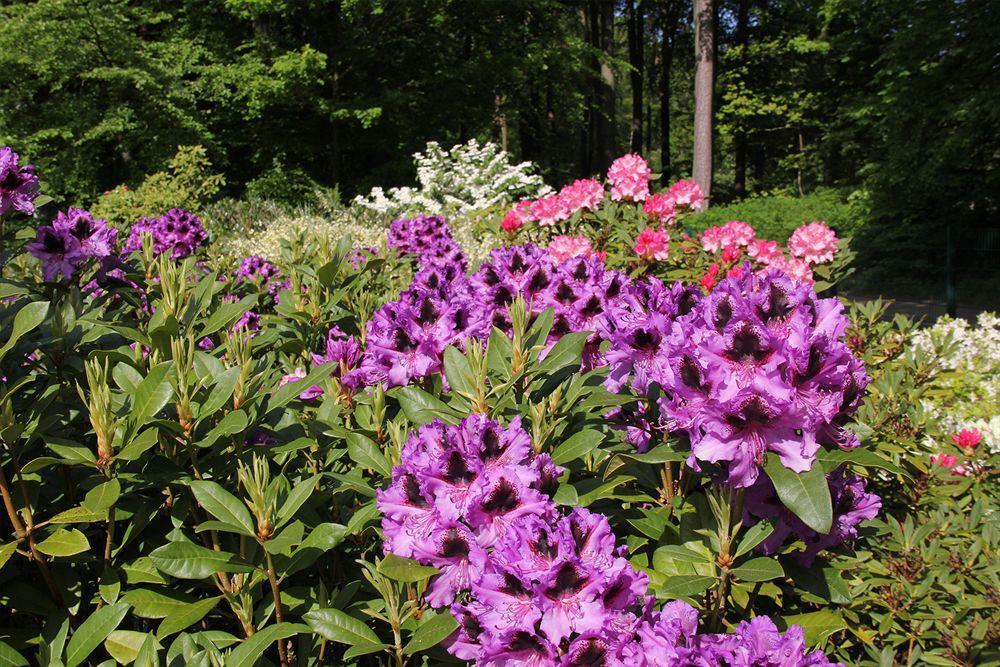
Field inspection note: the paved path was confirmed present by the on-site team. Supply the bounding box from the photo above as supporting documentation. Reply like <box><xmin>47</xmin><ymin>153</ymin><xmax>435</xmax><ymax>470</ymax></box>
<box><xmin>842</xmin><ymin>293</ymin><xmax>994</xmax><ymax>324</ymax></box>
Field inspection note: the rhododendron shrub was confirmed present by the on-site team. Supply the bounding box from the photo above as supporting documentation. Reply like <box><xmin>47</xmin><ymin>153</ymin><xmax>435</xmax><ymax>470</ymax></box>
<box><xmin>2</xmin><ymin>148</ymin><xmax>979</xmax><ymax>667</ymax></box>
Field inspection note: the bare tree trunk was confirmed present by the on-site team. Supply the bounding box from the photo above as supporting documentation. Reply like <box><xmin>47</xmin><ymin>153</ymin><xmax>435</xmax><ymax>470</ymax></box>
<box><xmin>660</xmin><ymin>1</ymin><xmax>674</xmax><ymax>179</ymax></box>
<box><xmin>494</xmin><ymin>94</ymin><xmax>508</xmax><ymax>151</ymax></box>
<box><xmin>733</xmin><ymin>0</ymin><xmax>751</xmax><ymax>197</ymax></box>
<box><xmin>693</xmin><ymin>0</ymin><xmax>715</xmax><ymax>200</ymax></box>
<box><xmin>627</xmin><ymin>0</ymin><xmax>645</xmax><ymax>153</ymax></box>
<box><xmin>596</xmin><ymin>0</ymin><xmax>617</xmax><ymax>172</ymax></box>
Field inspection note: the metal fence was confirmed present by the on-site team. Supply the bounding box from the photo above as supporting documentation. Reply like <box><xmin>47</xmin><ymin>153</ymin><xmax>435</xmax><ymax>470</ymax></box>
<box><xmin>945</xmin><ymin>227</ymin><xmax>1000</xmax><ymax>316</ymax></box>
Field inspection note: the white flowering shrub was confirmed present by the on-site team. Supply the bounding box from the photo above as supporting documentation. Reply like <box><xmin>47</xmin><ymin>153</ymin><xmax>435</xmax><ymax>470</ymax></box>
<box><xmin>352</xmin><ymin>139</ymin><xmax>551</xmax><ymax>217</ymax></box>
<box><xmin>909</xmin><ymin>312</ymin><xmax>1000</xmax><ymax>452</ymax></box>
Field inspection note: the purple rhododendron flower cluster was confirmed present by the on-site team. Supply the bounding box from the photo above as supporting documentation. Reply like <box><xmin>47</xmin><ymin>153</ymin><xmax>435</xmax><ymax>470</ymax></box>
<box><xmin>378</xmin><ymin>415</ymin><xmax>842</xmax><ymax>666</ymax></box>
<box><xmin>235</xmin><ymin>255</ymin><xmax>281</xmax><ymax>283</ymax></box>
<box><xmin>0</xmin><ymin>147</ymin><xmax>40</xmax><ymax>216</ymax></box>
<box><xmin>27</xmin><ymin>208</ymin><xmax>117</xmax><ymax>281</ymax></box>
<box><xmin>311</xmin><ymin>325</ymin><xmax>365</xmax><ymax>390</ymax></box>
<box><xmin>388</xmin><ymin>214</ymin><xmax>467</xmax><ymax>271</ymax></box>
<box><xmin>745</xmin><ymin>465</ymin><xmax>882</xmax><ymax>565</ymax></box>
<box><xmin>123</xmin><ymin>208</ymin><xmax>207</xmax><ymax>259</ymax></box>
<box><xmin>604</xmin><ymin>266</ymin><xmax>869</xmax><ymax>489</ymax></box>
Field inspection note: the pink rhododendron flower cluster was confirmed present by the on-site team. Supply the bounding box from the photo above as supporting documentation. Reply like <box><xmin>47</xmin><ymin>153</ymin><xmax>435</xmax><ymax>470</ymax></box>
<box><xmin>607</xmin><ymin>153</ymin><xmax>651</xmax><ymax>202</ymax></box>
<box><xmin>789</xmin><ymin>221</ymin><xmax>839</xmax><ymax>265</ymax></box>
<box><xmin>665</xmin><ymin>178</ymin><xmax>706</xmax><ymax>212</ymax></box>
<box><xmin>547</xmin><ymin>234</ymin><xmax>595</xmax><ymax>262</ymax></box>
<box><xmin>747</xmin><ymin>239</ymin><xmax>783</xmax><ymax>264</ymax></box>
<box><xmin>930</xmin><ymin>453</ymin><xmax>969</xmax><ymax>476</ymax></box>
<box><xmin>951</xmin><ymin>428</ymin><xmax>982</xmax><ymax>451</ymax></box>
<box><xmin>634</xmin><ymin>227</ymin><xmax>670</xmax><ymax>260</ymax></box>
<box><xmin>558</xmin><ymin>178</ymin><xmax>605</xmax><ymax>214</ymax></box>
<box><xmin>701</xmin><ymin>220</ymin><xmax>755</xmax><ymax>253</ymax></box>
<box><xmin>643</xmin><ymin>192</ymin><xmax>677</xmax><ymax>225</ymax></box>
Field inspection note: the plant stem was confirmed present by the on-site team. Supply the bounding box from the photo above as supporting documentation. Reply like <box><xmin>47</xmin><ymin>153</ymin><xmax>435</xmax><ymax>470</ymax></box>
<box><xmin>264</xmin><ymin>549</ymin><xmax>289</xmax><ymax>667</ymax></box>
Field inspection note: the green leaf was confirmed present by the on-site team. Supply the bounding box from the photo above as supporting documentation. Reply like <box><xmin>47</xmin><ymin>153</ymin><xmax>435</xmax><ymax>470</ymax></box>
<box><xmin>403</xmin><ymin>611</ymin><xmax>459</xmax><ymax>655</ymax></box>
<box><xmin>304</xmin><ymin>608</ymin><xmax>383</xmax><ymax>647</ymax></box>
<box><xmin>115</xmin><ymin>428</ymin><xmax>160</xmax><ymax>462</ymax></box>
<box><xmin>731</xmin><ymin>557</ymin><xmax>785</xmax><ymax>583</ymax></box>
<box><xmin>486</xmin><ymin>327</ymin><xmax>513</xmax><ymax>376</ymax></box>
<box><xmin>378</xmin><ymin>553</ymin><xmax>439</xmax><ymax>583</ymax></box>
<box><xmin>199</xmin><ymin>295</ymin><xmax>257</xmax><ymax>338</ymax></box>
<box><xmin>149</xmin><ymin>541</ymin><xmax>253</xmax><ymax>579</ymax></box>
<box><xmin>621</xmin><ymin>444</ymin><xmax>687</xmax><ymax>463</ymax></box>
<box><xmin>818</xmin><ymin>447</ymin><xmax>905</xmax><ymax>477</ymax></box>
<box><xmin>129</xmin><ymin>362</ymin><xmax>174</xmax><ymax>426</ymax></box>
<box><xmin>36</xmin><ymin>528</ymin><xmax>89</xmax><ymax>557</ymax></box>
<box><xmin>276</xmin><ymin>475</ymin><xmax>320</xmax><ymax>528</ymax></box>
<box><xmin>197</xmin><ymin>367</ymin><xmax>241</xmax><ymax>420</ymax></box>
<box><xmin>122</xmin><ymin>588</ymin><xmax>196</xmax><ymax>619</ymax></box>
<box><xmin>48</xmin><ymin>506</ymin><xmax>107</xmax><ymax>524</ymax></box>
<box><xmin>345</xmin><ymin>501</ymin><xmax>379</xmax><ymax>535</ymax></box>
<box><xmin>156</xmin><ymin>596</ymin><xmax>220</xmax><ymax>639</ymax></box>
<box><xmin>551</xmin><ymin>429</ymin><xmax>603</xmax><ymax>465</ymax></box>
<box><xmin>269</xmin><ymin>362</ymin><xmax>335</xmax><ymax>410</ymax></box>
<box><xmin>659</xmin><ymin>575</ymin><xmax>717</xmax><ymax>598</ymax></box>
<box><xmin>443</xmin><ymin>346</ymin><xmax>476</xmax><ymax>401</ymax></box>
<box><xmin>225</xmin><ymin>623</ymin><xmax>305</xmax><ymax>667</ymax></box>
<box><xmin>537</xmin><ymin>331</ymin><xmax>589</xmax><ymax>374</ymax></box>
<box><xmin>0</xmin><ymin>641</ymin><xmax>28</xmax><ymax>667</ymax></box>
<box><xmin>393</xmin><ymin>386</ymin><xmax>461</xmax><ymax>425</ymax></box>
<box><xmin>780</xmin><ymin>610</ymin><xmax>847</xmax><ymax>646</ymax></box>
<box><xmin>653</xmin><ymin>545</ymin><xmax>711</xmax><ymax>566</ymax></box>
<box><xmin>65</xmin><ymin>601</ymin><xmax>130</xmax><ymax>667</ymax></box>
<box><xmin>735</xmin><ymin>521</ymin><xmax>775</xmax><ymax>558</ymax></box>
<box><xmin>0</xmin><ymin>542</ymin><xmax>17</xmax><ymax>571</ymax></box>
<box><xmin>345</xmin><ymin>433</ymin><xmax>392</xmax><ymax>478</ymax></box>
<box><xmin>83</xmin><ymin>478</ymin><xmax>121</xmax><ymax>513</ymax></box>
<box><xmin>104</xmin><ymin>630</ymin><xmax>161</xmax><ymax>664</ymax></box>
<box><xmin>283</xmin><ymin>523</ymin><xmax>347</xmax><ymax>577</ymax></box>
<box><xmin>763</xmin><ymin>454</ymin><xmax>833</xmax><ymax>534</ymax></box>
<box><xmin>133</xmin><ymin>633</ymin><xmax>160</xmax><ymax>667</ymax></box>
<box><xmin>189</xmin><ymin>481</ymin><xmax>255</xmax><ymax>536</ymax></box>
<box><xmin>0</xmin><ymin>300</ymin><xmax>49</xmax><ymax>362</ymax></box>
<box><xmin>197</xmin><ymin>409</ymin><xmax>249</xmax><ymax>449</ymax></box>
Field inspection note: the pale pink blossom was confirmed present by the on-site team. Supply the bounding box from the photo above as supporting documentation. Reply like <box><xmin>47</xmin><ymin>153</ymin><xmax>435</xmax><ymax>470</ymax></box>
<box><xmin>747</xmin><ymin>239</ymin><xmax>784</xmax><ymax>265</ymax></box>
<box><xmin>700</xmin><ymin>226</ymin><xmax>727</xmax><ymax>253</ymax></box>
<box><xmin>607</xmin><ymin>153</ymin><xmax>651</xmax><ymax>202</ymax></box>
<box><xmin>666</xmin><ymin>179</ymin><xmax>706</xmax><ymax>212</ymax></box>
<box><xmin>530</xmin><ymin>194</ymin><xmax>570</xmax><ymax>226</ymax></box>
<box><xmin>789</xmin><ymin>221</ymin><xmax>838</xmax><ymax>265</ymax></box>
<box><xmin>643</xmin><ymin>192</ymin><xmax>677</xmax><ymax>225</ymax></box>
<box><xmin>720</xmin><ymin>220</ymin><xmax>756</xmax><ymax>247</ymax></box>
<box><xmin>558</xmin><ymin>178</ymin><xmax>605</xmax><ymax>214</ymax></box>
<box><xmin>782</xmin><ymin>257</ymin><xmax>815</xmax><ymax>285</ymax></box>
<box><xmin>547</xmin><ymin>235</ymin><xmax>594</xmax><ymax>262</ymax></box>
<box><xmin>633</xmin><ymin>227</ymin><xmax>670</xmax><ymax>260</ymax></box>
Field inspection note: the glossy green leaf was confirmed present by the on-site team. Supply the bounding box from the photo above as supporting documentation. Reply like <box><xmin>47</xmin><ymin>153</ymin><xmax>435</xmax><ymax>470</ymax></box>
<box><xmin>763</xmin><ymin>454</ymin><xmax>833</xmax><ymax>534</ymax></box>
<box><xmin>304</xmin><ymin>608</ymin><xmax>383</xmax><ymax>647</ymax></box>
<box><xmin>189</xmin><ymin>480</ymin><xmax>255</xmax><ymax>536</ymax></box>
<box><xmin>65</xmin><ymin>601</ymin><xmax>130</xmax><ymax>667</ymax></box>
<box><xmin>149</xmin><ymin>541</ymin><xmax>253</xmax><ymax>579</ymax></box>
<box><xmin>403</xmin><ymin>611</ymin><xmax>458</xmax><ymax>655</ymax></box>
<box><xmin>378</xmin><ymin>553</ymin><xmax>439</xmax><ymax>582</ymax></box>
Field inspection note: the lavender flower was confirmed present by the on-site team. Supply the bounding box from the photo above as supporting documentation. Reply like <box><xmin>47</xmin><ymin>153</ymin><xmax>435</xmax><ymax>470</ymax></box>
<box><xmin>0</xmin><ymin>147</ymin><xmax>40</xmax><ymax>216</ymax></box>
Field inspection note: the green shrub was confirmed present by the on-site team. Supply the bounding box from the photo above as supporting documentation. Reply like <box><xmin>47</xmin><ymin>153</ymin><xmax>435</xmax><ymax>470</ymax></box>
<box><xmin>89</xmin><ymin>146</ymin><xmax>225</xmax><ymax>227</ymax></box>
<box><xmin>244</xmin><ymin>159</ymin><xmax>328</xmax><ymax>207</ymax></box>
<box><xmin>687</xmin><ymin>188</ymin><xmax>862</xmax><ymax>241</ymax></box>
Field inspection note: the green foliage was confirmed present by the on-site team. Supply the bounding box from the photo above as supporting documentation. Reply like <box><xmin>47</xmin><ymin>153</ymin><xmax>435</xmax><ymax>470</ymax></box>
<box><xmin>687</xmin><ymin>188</ymin><xmax>860</xmax><ymax>241</ymax></box>
<box><xmin>244</xmin><ymin>159</ymin><xmax>325</xmax><ymax>208</ymax></box>
<box><xmin>89</xmin><ymin>146</ymin><xmax>225</xmax><ymax>227</ymax></box>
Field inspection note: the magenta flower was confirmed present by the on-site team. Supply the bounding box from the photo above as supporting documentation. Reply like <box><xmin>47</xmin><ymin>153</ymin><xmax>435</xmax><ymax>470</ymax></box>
<box><xmin>607</xmin><ymin>153</ymin><xmax>651</xmax><ymax>202</ymax></box>
<box><xmin>643</xmin><ymin>192</ymin><xmax>677</xmax><ymax>225</ymax></box>
<box><xmin>123</xmin><ymin>209</ymin><xmax>207</xmax><ymax>259</ymax></box>
<box><xmin>665</xmin><ymin>179</ymin><xmax>706</xmax><ymax>212</ymax></box>
<box><xmin>277</xmin><ymin>368</ymin><xmax>323</xmax><ymax>400</ymax></box>
<box><xmin>530</xmin><ymin>193</ymin><xmax>571</xmax><ymax>226</ymax></box>
<box><xmin>634</xmin><ymin>227</ymin><xmax>670</xmax><ymax>260</ymax></box>
<box><xmin>951</xmin><ymin>428</ymin><xmax>982</xmax><ymax>451</ymax></box>
<box><xmin>558</xmin><ymin>178</ymin><xmax>605</xmax><ymax>214</ymax></box>
<box><xmin>0</xmin><ymin>147</ymin><xmax>40</xmax><ymax>216</ymax></box>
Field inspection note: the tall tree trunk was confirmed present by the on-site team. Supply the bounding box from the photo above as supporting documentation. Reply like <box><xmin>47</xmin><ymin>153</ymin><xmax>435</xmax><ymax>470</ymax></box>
<box><xmin>693</xmin><ymin>0</ymin><xmax>715</xmax><ymax>200</ymax></box>
<box><xmin>328</xmin><ymin>0</ymin><xmax>342</xmax><ymax>186</ymax></box>
<box><xmin>627</xmin><ymin>0</ymin><xmax>645</xmax><ymax>153</ymax></box>
<box><xmin>596</xmin><ymin>0</ymin><xmax>617</xmax><ymax>172</ymax></box>
<box><xmin>733</xmin><ymin>0</ymin><xmax>751</xmax><ymax>198</ymax></box>
<box><xmin>660</xmin><ymin>1</ymin><xmax>674</xmax><ymax>179</ymax></box>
